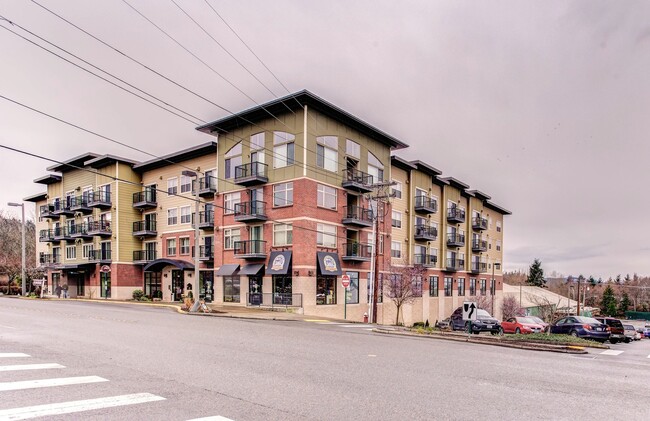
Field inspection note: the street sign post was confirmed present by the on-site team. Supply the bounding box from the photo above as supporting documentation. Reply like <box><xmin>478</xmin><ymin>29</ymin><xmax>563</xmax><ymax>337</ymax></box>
<box><xmin>341</xmin><ymin>275</ymin><xmax>351</xmax><ymax>319</ymax></box>
<box><xmin>463</xmin><ymin>301</ymin><xmax>477</xmax><ymax>335</ymax></box>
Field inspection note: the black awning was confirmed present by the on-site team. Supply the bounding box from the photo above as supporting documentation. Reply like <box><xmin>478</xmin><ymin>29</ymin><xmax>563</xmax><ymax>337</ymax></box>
<box><xmin>215</xmin><ymin>264</ymin><xmax>240</xmax><ymax>276</ymax></box>
<box><xmin>317</xmin><ymin>252</ymin><xmax>343</xmax><ymax>276</ymax></box>
<box><xmin>239</xmin><ymin>264</ymin><xmax>265</xmax><ymax>276</ymax></box>
<box><xmin>266</xmin><ymin>251</ymin><xmax>292</xmax><ymax>275</ymax></box>
<box><xmin>144</xmin><ymin>259</ymin><xmax>194</xmax><ymax>272</ymax></box>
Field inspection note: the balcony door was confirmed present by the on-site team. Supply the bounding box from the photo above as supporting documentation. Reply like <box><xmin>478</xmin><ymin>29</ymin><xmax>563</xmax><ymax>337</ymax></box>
<box><xmin>145</xmin><ymin>242</ymin><xmax>157</xmax><ymax>260</ymax></box>
<box><xmin>145</xmin><ymin>212</ymin><xmax>156</xmax><ymax>229</ymax></box>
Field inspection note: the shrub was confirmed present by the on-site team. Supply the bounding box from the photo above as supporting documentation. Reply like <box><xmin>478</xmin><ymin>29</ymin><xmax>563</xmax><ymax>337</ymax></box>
<box><xmin>412</xmin><ymin>322</ymin><xmax>426</xmax><ymax>328</ymax></box>
<box><xmin>132</xmin><ymin>289</ymin><xmax>145</xmax><ymax>301</ymax></box>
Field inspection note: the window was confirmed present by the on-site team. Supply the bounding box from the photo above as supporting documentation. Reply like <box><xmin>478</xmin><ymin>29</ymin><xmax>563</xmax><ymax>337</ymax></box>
<box><xmin>490</xmin><ymin>279</ymin><xmax>496</xmax><ymax>296</ymax></box>
<box><xmin>167</xmin><ymin>208</ymin><xmax>178</xmax><ymax>225</ymax></box>
<box><xmin>345</xmin><ymin>139</ymin><xmax>360</xmax><ymax>159</ymax></box>
<box><xmin>458</xmin><ymin>278</ymin><xmax>465</xmax><ymax>296</ymax></box>
<box><xmin>317</xmin><ymin>184</ymin><xmax>337</xmax><ymax>210</ymax></box>
<box><xmin>82</xmin><ymin>244</ymin><xmax>93</xmax><ymax>259</ymax></box>
<box><xmin>224</xmin><ymin>192</ymin><xmax>241</xmax><ymax>214</ymax></box>
<box><xmin>223</xmin><ymin>276</ymin><xmax>241</xmax><ymax>302</ymax></box>
<box><xmin>444</xmin><ymin>277</ymin><xmax>452</xmax><ymax>297</ymax></box>
<box><xmin>273</xmin><ymin>132</ymin><xmax>295</xmax><ymax>168</ymax></box>
<box><xmin>180</xmin><ymin>206</ymin><xmax>191</xmax><ymax>224</ymax></box>
<box><xmin>273</xmin><ymin>182</ymin><xmax>293</xmax><ymax>207</ymax></box>
<box><xmin>480</xmin><ymin>279</ymin><xmax>487</xmax><ymax>296</ymax></box>
<box><xmin>391</xmin><ymin>241</ymin><xmax>401</xmax><ymax>258</ymax></box>
<box><xmin>273</xmin><ymin>223</ymin><xmax>293</xmax><ymax>246</ymax></box>
<box><xmin>391</xmin><ymin>211</ymin><xmax>402</xmax><ymax>228</ymax></box>
<box><xmin>180</xmin><ymin>237</ymin><xmax>190</xmax><ymax>255</ymax></box>
<box><xmin>180</xmin><ymin>175</ymin><xmax>192</xmax><ymax>193</ymax></box>
<box><xmin>496</xmin><ymin>221</ymin><xmax>502</xmax><ymax>232</ymax></box>
<box><xmin>224</xmin><ymin>142</ymin><xmax>243</xmax><ymax>179</ymax></box>
<box><xmin>429</xmin><ymin>276</ymin><xmax>439</xmax><ymax>297</ymax></box>
<box><xmin>317</xmin><ymin>223</ymin><xmax>337</xmax><ymax>248</ymax></box>
<box><xmin>469</xmin><ymin>278</ymin><xmax>477</xmax><ymax>296</ymax></box>
<box><xmin>316</xmin><ymin>136</ymin><xmax>338</xmax><ymax>172</ymax></box>
<box><xmin>167</xmin><ymin>178</ymin><xmax>178</xmax><ymax>195</ymax></box>
<box><xmin>367</xmin><ymin>151</ymin><xmax>384</xmax><ymax>182</ymax></box>
<box><xmin>316</xmin><ymin>276</ymin><xmax>337</xmax><ymax>305</ymax></box>
<box><xmin>224</xmin><ymin>228</ymin><xmax>241</xmax><ymax>250</ymax></box>
<box><xmin>66</xmin><ymin>245</ymin><xmax>76</xmax><ymax>260</ymax></box>
<box><xmin>412</xmin><ymin>276</ymin><xmax>423</xmax><ymax>297</ymax></box>
<box><xmin>346</xmin><ymin>271</ymin><xmax>359</xmax><ymax>304</ymax></box>
<box><xmin>391</xmin><ymin>181</ymin><xmax>402</xmax><ymax>199</ymax></box>
<box><xmin>250</xmin><ymin>132</ymin><xmax>265</xmax><ymax>150</ymax></box>
<box><xmin>167</xmin><ymin>238</ymin><xmax>177</xmax><ymax>256</ymax></box>
<box><xmin>145</xmin><ymin>272</ymin><xmax>162</xmax><ymax>299</ymax></box>
<box><xmin>496</xmin><ymin>240</ymin><xmax>502</xmax><ymax>251</ymax></box>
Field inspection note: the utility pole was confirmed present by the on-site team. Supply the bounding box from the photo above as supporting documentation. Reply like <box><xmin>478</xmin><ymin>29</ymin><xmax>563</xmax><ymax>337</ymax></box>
<box><xmin>577</xmin><ymin>275</ymin><xmax>584</xmax><ymax>316</ymax></box>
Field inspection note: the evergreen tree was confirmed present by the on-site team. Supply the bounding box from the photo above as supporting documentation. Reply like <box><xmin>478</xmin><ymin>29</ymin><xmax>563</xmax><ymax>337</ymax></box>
<box><xmin>526</xmin><ymin>259</ymin><xmax>546</xmax><ymax>287</ymax></box>
<box><xmin>619</xmin><ymin>292</ymin><xmax>631</xmax><ymax>316</ymax></box>
<box><xmin>600</xmin><ymin>285</ymin><xmax>617</xmax><ymax>316</ymax></box>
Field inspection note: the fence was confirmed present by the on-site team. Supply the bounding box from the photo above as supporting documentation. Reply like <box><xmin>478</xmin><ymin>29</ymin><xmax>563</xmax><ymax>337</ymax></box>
<box><xmin>246</xmin><ymin>293</ymin><xmax>303</xmax><ymax>308</ymax></box>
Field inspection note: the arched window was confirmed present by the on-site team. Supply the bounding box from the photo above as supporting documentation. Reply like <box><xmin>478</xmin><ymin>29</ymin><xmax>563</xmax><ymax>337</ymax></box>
<box><xmin>316</xmin><ymin>136</ymin><xmax>338</xmax><ymax>172</ymax></box>
<box><xmin>224</xmin><ymin>142</ymin><xmax>242</xmax><ymax>179</ymax></box>
<box><xmin>368</xmin><ymin>151</ymin><xmax>384</xmax><ymax>182</ymax></box>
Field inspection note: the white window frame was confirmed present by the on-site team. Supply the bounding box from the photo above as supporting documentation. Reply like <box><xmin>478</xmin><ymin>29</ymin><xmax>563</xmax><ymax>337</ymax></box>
<box><xmin>180</xmin><ymin>206</ymin><xmax>192</xmax><ymax>224</ymax></box>
<box><xmin>180</xmin><ymin>175</ymin><xmax>192</xmax><ymax>193</ymax></box>
<box><xmin>273</xmin><ymin>182</ymin><xmax>293</xmax><ymax>207</ymax></box>
<box><xmin>391</xmin><ymin>180</ymin><xmax>402</xmax><ymax>199</ymax></box>
<box><xmin>345</xmin><ymin>139</ymin><xmax>360</xmax><ymax>159</ymax></box>
<box><xmin>391</xmin><ymin>211</ymin><xmax>402</xmax><ymax>228</ymax></box>
<box><xmin>167</xmin><ymin>178</ymin><xmax>178</xmax><ymax>195</ymax></box>
<box><xmin>66</xmin><ymin>245</ymin><xmax>76</xmax><ymax>260</ymax></box>
<box><xmin>224</xmin><ymin>192</ymin><xmax>241</xmax><ymax>214</ymax></box>
<box><xmin>82</xmin><ymin>244</ymin><xmax>93</xmax><ymax>259</ymax></box>
<box><xmin>167</xmin><ymin>238</ymin><xmax>177</xmax><ymax>256</ymax></box>
<box><xmin>273</xmin><ymin>223</ymin><xmax>293</xmax><ymax>246</ymax></box>
<box><xmin>273</xmin><ymin>132</ymin><xmax>295</xmax><ymax>168</ymax></box>
<box><xmin>179</xmin><ymin>237</ymin><xmax>190</xmax><ymax>255</ymax></box>
<box><xmin>167</xmin><ymin>208</ymin><xmax>178</xmax><ymax>226</ymax></box>
<box><xmin>316</xmin><ymin>136</ymin><xmax>338</xmax><ymax>172</ymax></box>
<box><xmin>391</xmin><ymin>241</ymin><xmax>401</xmax><ymax>258</ymax></box>
<box><xmin>224</xmin><ymin>228</ymin><xmax>240</xmax><ymax>250</ymax></box>
<box><xmin>316</xmin><ymin>223</ymin><xmax>337</xmax><ymax>248</ymax></box>
<box><xmin>317</xmin><ymin>184</ymin><xmax>337</xmax><ymax>210</ymax></box>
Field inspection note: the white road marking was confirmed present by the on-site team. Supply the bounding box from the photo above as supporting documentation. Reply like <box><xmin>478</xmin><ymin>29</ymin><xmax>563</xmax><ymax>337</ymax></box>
<box><xmin>0</xmin><ymin>363</ymin><xmax>65</xmax><ymax>372</ymax></box>
<box><xmin>0</xmin><ymin>325</ymin><xmax>16</xmax><ymax>329</ymax></box>
<box><xmin>599</xmin><ymin>350</ymin><xmax>624</xmax><ymax>356</ymax></box>
<box><xmin>0</xmin><ymin>376</ymin><xmax>108</xmax><ymax>392</ymax></box>
<box><xmin>0</xmin><ymin>393</ymin><xmax>166</xmax><ymax>420</ymax></box>
<box><xmin>186</xmin><ymin>416</ymin><xmax>234</xmax><ymax>421</ymax></box>
<box><xmin>0</xmin><ymin>353</ymin><xmax>30</xmax><ymax>358</ymax></box>
<box><xmin>341</xmin><ymin>324</ymin><xmax>374</xmax><ymax>328</ymax></box>
<box><xmin>647</xmin><ymin>354</ymin><xmax>650</xmax><ymax>359</ymax></box>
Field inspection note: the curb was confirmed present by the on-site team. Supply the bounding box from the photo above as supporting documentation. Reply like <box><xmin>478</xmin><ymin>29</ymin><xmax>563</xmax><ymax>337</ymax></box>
<box><xmin>372</xmin><ymin>328</ymin><xmax>589</xmax><ymax>354</ymax></box>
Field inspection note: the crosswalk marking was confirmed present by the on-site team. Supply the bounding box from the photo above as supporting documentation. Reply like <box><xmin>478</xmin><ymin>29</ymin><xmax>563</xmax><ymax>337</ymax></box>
<box><xmin>0</xmin><ymin>393</ymin><xmax>166</xmax><ymax>420</ymax></box>
<box><xmin>0</xmin><ymin>325</ymin><xmax>16</xmax><ymax>329</ymax></box>
<box><xmin>186</xmin><ymin>416</ymin><xmax>234</xmax><ymax>421</ymax></box>
<box><xmin>0</xmin><ymin>363</ymin><xmax>64</xmax><ymax>372</ymax></box>
<box><xmin>0</xmin><ymin>353</ymin><xmax>30</xmax><ymax>358</ymax></box>
<box><xmin>600</xmin><ymin>350</ymin><xmax>624</xmax><ymax>356</ymax></box>
<box><xmin>647</xmin><ymin>354</ymin><xmax>650</xmax><ymax>359</ymax></box>
<box><xmin>0</xmin><ymin>376</ymin><xmax>108</xmax><ymax>392</ymax></box>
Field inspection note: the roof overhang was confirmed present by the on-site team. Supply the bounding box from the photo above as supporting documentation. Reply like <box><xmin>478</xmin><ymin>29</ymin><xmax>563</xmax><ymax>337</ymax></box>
<box><xmin>440</xmin><ymin>177</ymin><xmax>470</xmax><ymax>190</ymax></box>
<box><xmin>85</xmin><ymin>154</ymin><xmax>139</xmax><ymax>169</ymax></box>
<box><xmin>34</xmin><ymin>174</ymin><xmax>62</xmax><ymax>185</ymax></box>
<box><xmin>390</xmin><ymin>155</ymin><xmax>417</xmax><ymax>171</ymax></box>
<box><xmin>411</xmin><ymin>160</ymin><xmax>442</xmax><ymax>177</ymax></box>
<box><xmin>467</xmin><ymin>190</ymin><xmax>491</xmax><ymax>201</ymax></box>
<box><xmin>23</xmin><ymin>192</ymin><xmax>47</xmax><ymax>202</ymax></box>
<box><xmin>485</xmin><ymin>200</ymin><xmax>512</xmax><ymax>215</ymax></box>
<box><xmin>133</xmin><ymin>142</ymin><xmax>217</xmax><ymax>173</ymax></box>
<box><xmin>46</xmin><ymin>153</ymin><xmax>100</xmax><ymax>173</ymax></box>
<box><xmin>197</xmin><ymin>90</ymin><xmax>408</xmax><ymax>150</ymax></box>
<box><xmin>144</xmin><ymin>259</ymin><xmax>195</xmax><ymax>272</ymax></box>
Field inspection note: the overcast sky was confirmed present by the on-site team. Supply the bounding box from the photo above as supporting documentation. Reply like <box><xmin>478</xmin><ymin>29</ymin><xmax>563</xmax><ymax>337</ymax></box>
<box><xmin>1</xmin><ymin>0</ymin><xmax>648</xmax><ymax>279</ymax></box>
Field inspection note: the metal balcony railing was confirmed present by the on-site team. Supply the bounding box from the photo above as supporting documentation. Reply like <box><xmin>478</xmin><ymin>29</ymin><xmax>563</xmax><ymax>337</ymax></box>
<box><xmin>132</xmin><ymin>190</ymin><xmax>157</xmax><ymax>208</ymax></box>
<box><xmin>233</xmin><ymin>240</ymin><xmax>267</xmax><ymax>258</ymax></box>
<box><xmin>234</xmin><ymin>201</ymin><xmax>267</xmax><ymax>222</ymax></box>
<box><xmin>472</xmin><ymin>216</ymin><xmax>488</xmax><ymax>230</ymax></box>
<box><xmin>234</xmin><ymin>162</ymin><xmax>268</xmax><ymax>185</ymax></box>
<box><xmin>88</xmin><ymin>190</ymin><xmax>112</xmax><ymax>208</ymax></box>
<box><xmin>447</xmin><ymin>207</ymin><xmax>466</xmax><ymax>223</ymax></box>
<box><xmin>342</xmin><ymin>168</ymin><xmax>373</xmax><ymax>192</ymax></box>
<box><xmin>342</xmin><ymin>242</ymin><xmax>372</xmax><ymax>261</ymax></box>
<box><xmin>414</xmin><ymin>196</ymin><xmax>437</xmax><ymax>213</ymax></box>
<box><xmin>87</xmin><ymin>221</ymin><xmax>112</xmax><ymax>236</ymax></box>
<box><xmin>413</xmin><ymin>254</ymin><xmax>437</xmax><ymax>267</ymax></box>
<box><xmin>133</xmin><ymin>250</ymin><xmax>157</xmax><ymax>262</ymax></box>
<box><xmin>246</xmin><ymin>293</ymin><xmax>303</xmax><ymax>308</ymax></box>
<box><xmin>414</xmin><ymin>225</ymin><xmax>437</xmax><ymax>240</ymax></box>
<box><xmin>133</xmin><ymin>220</ymin><xmax>157</xmax><ymax>236</ymax></box>
<box><xmin>447</xmin><ymin>232</ymin><xmax>465</xmax><ymax>247</ymax></box>
<box><xmin>342</xmin><ymin>205</ymin><xmax>373</xmax><ymax>226</ymax></box>
<box><xmin>88</xmin><ymin>249</ymin><xmax>112</xmax><ymax>261</ymax></box>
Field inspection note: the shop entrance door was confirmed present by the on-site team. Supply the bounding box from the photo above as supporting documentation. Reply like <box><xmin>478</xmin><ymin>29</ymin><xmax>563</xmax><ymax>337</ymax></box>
<box><xmin>272</xmin><ymin>275</ymin><xmax>292</xmax><ymax>305</ymax></box>
<box><xmin>200</xmin><ymin>271</ymin><xmax>214</xmax><ymax>303</ymax></box>
<box><xmin>249</xmin><ymin>276</ymin><xmax>263</xmax><ymax>305</ymax></box>
<box><xmin>172</xmin><ymin>270</ymin><xmax>184</xmax><ymax>301</ymax></box>
<box><xmin>100</xmin><ymin>272</ymin><xmax>111</xmax><ymax>298</ymax></box>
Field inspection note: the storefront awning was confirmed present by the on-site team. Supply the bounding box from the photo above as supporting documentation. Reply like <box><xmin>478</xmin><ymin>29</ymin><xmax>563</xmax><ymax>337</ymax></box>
<box><xmin>144</xmin><ymin>259</ymin><xmax>194</xmax><ymax>272</ymax></box>
<box><xmin>266</xmin><ymin>251</ymin><xmax>292</xmax><ymax>275</ymax></box>
<box><xmin>317</xmin><ymin>252</ymin><xmax>343</xmax><ymax>276</ymax></box>
<box><xmin>239</xmin><ymin>264</ymin><xmax>265</xmax><ymax>276</ymax></box>
<box><xmin>215</xmin><ymin>264</ymin><xmax>240</xmax><ymax>276</ymax></box>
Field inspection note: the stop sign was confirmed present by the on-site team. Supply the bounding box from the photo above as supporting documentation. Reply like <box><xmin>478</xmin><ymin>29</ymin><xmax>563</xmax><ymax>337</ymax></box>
<box><xmin>341</xmin><ymin>274</ymin><xmax>351</xmax><ymax>288</ymax></box>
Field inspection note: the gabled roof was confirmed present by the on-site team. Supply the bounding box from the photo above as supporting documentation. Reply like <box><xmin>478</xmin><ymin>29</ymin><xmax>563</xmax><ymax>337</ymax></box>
<box><xmin>132</xmin><ymin>142</ymin><xmax>217</xmax><ymax>173</ymax></box>
<box><xmin>485</xmin><ymin>200</ymin><xmax>512</xmax><ymax>215</ymax></box>
<box><xmin>34</xmin><ymin>174</ymin><xmax>62</xmax><ymax>185</ymax></box>
<box><xmin>23</xmin><ymin>192</ymin><xmax>47</xmax><ymax>202</ymax></box>
<box><xmin>46</xmin><ymin>153</ymin><xmax>100</xmax><ymax>173</ymax></box>
<box><xmin>197</xmin><ymin>90</ymin><xmax>408</xmax><ymax>150</ymax></box>
<box><xmin>85</xmin><ymin>154</ymin><xmax>139</xmax><ymax>169</ymax></box>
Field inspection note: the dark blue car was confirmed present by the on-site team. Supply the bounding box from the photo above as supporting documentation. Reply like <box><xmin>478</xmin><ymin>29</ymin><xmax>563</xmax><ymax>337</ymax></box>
<box><xmin>550</xmin><ymin>316</ymin><xmax>610</xmax><ymax>342</ymax></box>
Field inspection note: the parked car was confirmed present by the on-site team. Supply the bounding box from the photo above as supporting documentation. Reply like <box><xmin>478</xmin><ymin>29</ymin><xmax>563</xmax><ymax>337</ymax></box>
<box><xmin>436</xmin><ymin>318</ymin><xmax>451</xmax><ymax>330</ymax></box>
<box><xmin>549</xmin><ymin>316</ymin><xmax>610</xmax><ymax>342</ymax></box>
<box><xmin>623</xmin><ymin>324</ymin><xmax>640</xmax><ymax>342</ymax></box>
<box><xmin>501</xmin><ymin>317</ymin><xmax>545</xmax><ymax>334</ymax></box>
<box><xmin>594</xmin><ymin>317</ymin><xmax>625</xmax><ymax>344</ymax></box>
<box><xmin>528</xmin><ymin>316</ymin><xmax>549</xmax><ymax>332</ymax></box>
<box><xmin>643</xmin><ymin>325</ymin><xmax>650</xmax><ymax>338</ymax></box>
<box><xmin>450</xmin><ymin>307</ymin><xmax>502</xmax><ymax>335</ymax></box>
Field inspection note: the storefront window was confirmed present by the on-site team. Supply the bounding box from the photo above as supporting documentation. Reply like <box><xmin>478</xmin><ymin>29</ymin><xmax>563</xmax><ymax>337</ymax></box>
<box><xmin>316</xmin><ymin>275</ymin><xmax>337</xmax><ymax>305</ymax></box>
<box><xmin>144</xmin><ymin>272</ymin><xmax>162</xmax><ymax>299</ymax></box>
<box><xmin>223</xmin><ymin>276</ymin><xmax>241</xmax><ymax>302</ymax></box>
<box><xmin>346</xmin><ymin>271</ymin><xmax>359</xmax><ymax>304</ymax></box>
<box><xmin>100</xmin><ymin>272</ymin><xmax>111</xmax><ymax>298</ymax></box>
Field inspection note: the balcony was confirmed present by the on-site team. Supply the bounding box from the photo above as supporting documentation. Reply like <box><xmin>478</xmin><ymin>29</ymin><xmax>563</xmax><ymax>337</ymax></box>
<box><xmin>40</xmin><ymin>204</ymin><xmax>55</xmax><ymax>219</ymax></box>
<box><xmin>68</xmin><ymin>223</ymin><xmax>93</xmax><ymax>240</ymax></box>
<box><xmin>445</xmin><ymin>258</ymin><xmax>465</xmax><ymax>272</ymax></box>
<box><xmin>52</xmin><ymin>201</ymin><xmax>73</xmax><ymax>217</ymax></box>
<box><xmin>133</xmin><ymin>250</ymin><xmax>157</xmax><ymax>264</ymax></box>
<box><xmin>234</xmin><ymin>201</ymin><xmax>267</xmax><ymax>223</ymax></box>
<box><xmin>133</xmin><ymin>220</ymin><xmax>157</xmax><ymax>237</ymax></box>
<box><xmin>88</xmin><ymin>190</ymin><xmax>111</xmax><ymax>209</ymax></box>
<box><xmin>414</xmin><ymin>225</ymin><xmax>437</xmax><ymax>241</ymax></box>
<box><xmin>472</xmin><ymin>216</ymin><xmax>488</xmax><ymax>231</ymax></box>
<box><xmin>234</xmin><ymin>162</ymin><xmax>268</xmax><ymax>186</ymax></box>
<box><xmin>342</xmin><ymin>205</ymin><xmax>373</xmax><ymax>227</ymax></box>
<box><xmin>471</xmin><ymin>239</ymin><xmax>487</xmax><ymax>252</ymax></box>
<box><xmin>447</xmin><ymin>232</ymin><xmax>465</xmax><ymax>248</ymax></box>
<box><xmin>69</xmin><ymin>196</ymin><xmax>92</xmax><ymax>214</ymax></box>
<box><xmin>39</xmin><ymin>229</ymin><xmax>56</xmax><ymax>243</ymax></box>
<box><xmin>197</xmin><ymin>176</ymin><xmax>217</xmax><ymax>197</ymax></box>
<box><xmin>414</xmin><ymin>196</ymin><xmax>437</xmax><ymax>214</ymax></box>
<box><xmin>233</xmin><ymin>240</ymin><xmax>267</xmax><ymax>259</ymax></box>
<box><xmin>447</xmin><ymin>207</ymin><xmax>466</xmax><ymax>224</ymax></box>
<box><xmin>39</xmin><ymin>253</ymin><xmax>59</xmax><ymax>266</ymax></box>
<box><xmin>342</xmin><ymin>168</ymin><xmax>373</xmax><ymax>193</ymax></box>
<box><xmin>132</xmin><ymin>191</ymin><xmax>157</xmax><ymax>209</ymax></box>
<box><xmin>52</xmin><ymin>227</ymin><xmax>71</xmax><ymax>241</ymax></box>
<box><xmin>471</xmin><ymin>261</ymin><xmax>487</xmax><ymax>273</ymax></box>
<box><xmin>199</xmin><ymin>245</ymin><xmax>214</xmax><ymax>262</ymax></box>
<box><xmin>87</xmin><ymin>221</ymin><xmax>112</xmax><ymax>237</ymax></box>
<box><xmin>88</xmin><ymin>249</ymin><xmax>112</xmax><ymax>263</ymax></box>
<box><xmin>191</xmin><ymin>210</ymin><xmax>214</xmax><ymax>230</ymax></box>
<box><xmin>342</xmin><ymin>242</ymin><xmax>372</xmax><ymax>262</ymax></box>
<box><xmin>413</xmin><ymin>254</ymin><xmax>437</xmax><ymax>267</ymax></box>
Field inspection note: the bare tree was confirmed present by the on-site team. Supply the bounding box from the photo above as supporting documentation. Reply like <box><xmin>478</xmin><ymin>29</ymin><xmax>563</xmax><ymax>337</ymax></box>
<box><xmin>386</xmin><ymin>262</ymin><xmax>426</xmax><ymax>325</ymax></box>
<box><xmin>475</xmin><ymin>295</ymin><xmax>491</xmax><ymax>311</ymax></box>
<box><xmin>501</xmin><ymin>295</ymin><xmax>523</xmax><ymax>319</ymax></box>
<box><xmin>0</xmin><ymin>211</ymin><xmax>37</xmax><ymax>292</ymax></box>
<box><xmin>525</xmin><ymin>293</ymin><xmax>564</xmax><ymax>324</ymax></box>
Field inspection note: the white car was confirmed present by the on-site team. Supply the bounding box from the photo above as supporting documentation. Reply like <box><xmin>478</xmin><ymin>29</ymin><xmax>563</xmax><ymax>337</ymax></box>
<box><xmin>623</xmin><ymin>324</ymin><xmax>640</xmax><ymax>342</ymax></box>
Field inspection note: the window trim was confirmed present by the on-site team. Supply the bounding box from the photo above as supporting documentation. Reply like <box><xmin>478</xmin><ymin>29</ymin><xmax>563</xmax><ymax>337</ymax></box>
<box><xmin>167</xmin><ymin>177</ymin><xmax>178</xmax><ymax>196</ymax></box>
<box><xmin>316</xmin><ymin>223</ymin><xmax>337</xmax><ymax>248</ymax></box>
<box><xmin>272</xmin><ymin>182</ymin><xmax>294</xmax><ymax>208</ymax></box>
<box><xmin>167</xmin><ymin>238</ymin><xmax>177</xmax><ymax>256</ymax></box>
<box><xmin>273</xmin><ymin>223</ymin><xmax>293</xmax><ymax>247</ymax></box>
<box><xmin>316</xmin><ymin>184</ymin><xmax>337</xmax><ymax>210</ymax></box>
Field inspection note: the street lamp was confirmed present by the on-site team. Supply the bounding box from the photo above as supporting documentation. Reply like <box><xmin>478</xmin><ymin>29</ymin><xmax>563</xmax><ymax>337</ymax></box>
<box><xmin>7</xmin><ymin>202</ymin><xmax>26</xmax><ymax>296</ymax></box>
<box><xmin>182</xmin><ymin>171</ymin><xmax>201</xmax><ymax>313</ymax></box>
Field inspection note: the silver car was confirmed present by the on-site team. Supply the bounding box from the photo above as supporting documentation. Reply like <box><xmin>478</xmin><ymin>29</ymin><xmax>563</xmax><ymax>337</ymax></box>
<box><xmin>623</xmin><ymin>324</ymin><xmax>639</xmax><ymax>342</ymax></box>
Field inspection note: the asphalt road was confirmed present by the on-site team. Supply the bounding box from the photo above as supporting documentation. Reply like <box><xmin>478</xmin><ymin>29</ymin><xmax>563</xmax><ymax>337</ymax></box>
<box><xmin>1</xmin><ymin>297</ymin><xmax>649</xmax><ymax>421</ymax></box>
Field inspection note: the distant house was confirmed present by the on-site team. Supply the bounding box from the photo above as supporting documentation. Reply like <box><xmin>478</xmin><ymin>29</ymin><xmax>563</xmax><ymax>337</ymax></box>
<box><xmin>503</xmin><ymin>283</ymin><xmax>595</xmax><ymax>317</ymax></box>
